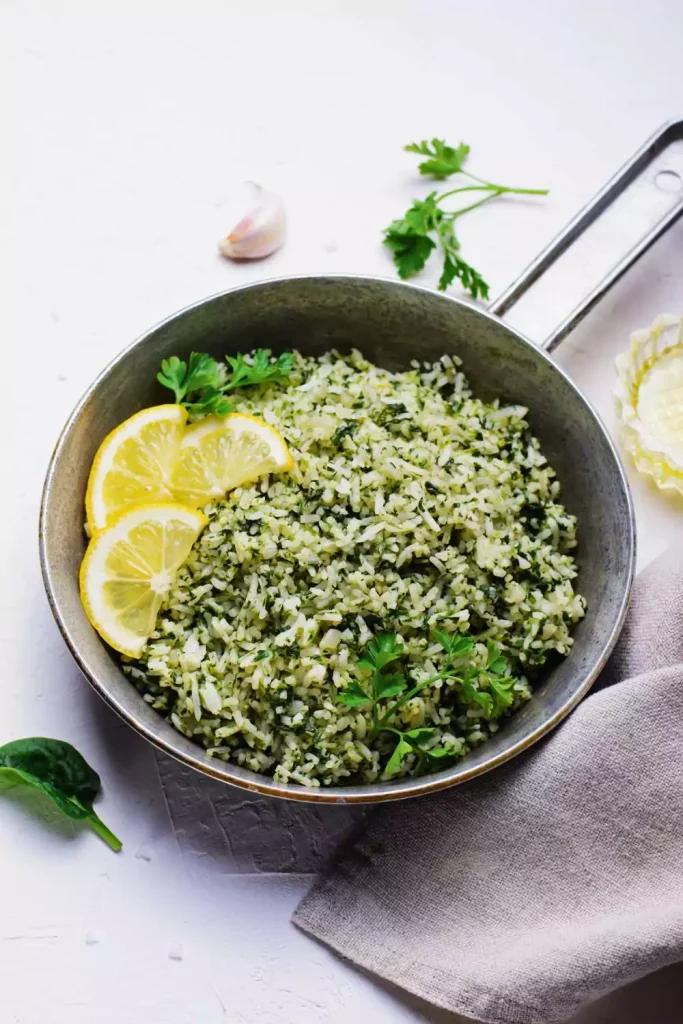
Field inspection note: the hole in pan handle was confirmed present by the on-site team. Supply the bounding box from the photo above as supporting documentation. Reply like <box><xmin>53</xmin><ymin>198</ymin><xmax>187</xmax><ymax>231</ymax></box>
<box><xmin>489</xmin><ymin>120</ymin><xmax>683</xmax><ymax>352</ymax></box>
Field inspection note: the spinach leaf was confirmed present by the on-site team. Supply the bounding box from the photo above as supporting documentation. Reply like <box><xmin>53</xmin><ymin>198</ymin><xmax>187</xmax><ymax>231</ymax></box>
<box><xmin>0</xmin><ymin>738</ymin><xmax>122</xmax><ymax>851</ymax></box>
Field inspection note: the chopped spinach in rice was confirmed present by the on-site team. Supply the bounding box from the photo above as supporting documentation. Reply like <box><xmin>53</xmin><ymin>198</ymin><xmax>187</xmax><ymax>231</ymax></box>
<box><xmin>124</xmin><ymin>350</ymin><xmax>585</xmax><ymax>786</ymax></box>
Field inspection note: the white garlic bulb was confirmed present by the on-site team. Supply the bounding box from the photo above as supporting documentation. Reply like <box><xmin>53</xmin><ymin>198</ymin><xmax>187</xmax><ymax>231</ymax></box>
<box><xmin>217</xmin><ymin>181</ymin><xmax>286</xmax><ymax>260</ymax></box>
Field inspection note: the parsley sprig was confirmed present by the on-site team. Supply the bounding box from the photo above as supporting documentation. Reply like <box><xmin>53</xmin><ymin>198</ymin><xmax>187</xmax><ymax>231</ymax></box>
<box><xmin>157</xmin><ymin>349</ymin><xmax>294</xmax><ymax>418</ymax></box>
<box><xmin>384</xmin><ymin>138</ymin><xmax>548</xmax><ymax>300</ymax></box>
<box><xmin>338</xmin><ymin>630</ymin><xmax>516</xmax><ymax>778</ymax></box>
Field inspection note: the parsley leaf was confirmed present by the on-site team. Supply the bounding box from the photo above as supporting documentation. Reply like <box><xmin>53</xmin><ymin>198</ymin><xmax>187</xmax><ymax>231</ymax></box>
<box><xmin>383</xmin><ymin>196</ymin><xmax>440</xmax><ymax>279</ymax></box>
<box><xmin>384</xmin><ymin>138</ymin><xmax>547</xmax><ymax>298</ymax></box>
<box><xmin>339</xmin><ymin>634</ymin><xmax>407</xmax><ymax>742</ymax></box>
<box><xmin>403</xmin><ymin>727</ymin><xmax>436</xmax><ymax>743</ymax></box>
<box><xmin>157</xmin><ymin>348</ymin><xmax>293</xmax><ymax>419</ymax></box>
<box><xmin>225</xmin><ymin>350</ymin><xmax>294</xmax><ymax>391</ymax></box>
<box><xmin>337</xmin><ymin>681</ymin><xmax>372</xmax><ymax>708</ymax></box>
<box><xmin>398</xmin><ymin>194</ymin><xmax>441</xmax><ymax>233</ymax></box>
<box><xmin>343</xmin><ymin>627</ymin><xmax>523</xmax><ymax>779</ymax></box>
<box><xmin>156</xmin><ymin>356</ymin><xmax>187</xmax><ymax>402</ymax></box>
<box><xmin>433</xmin><ymin>629</ymin><xmax>474</xmax><ymax>660</ymax></box>
<box><xmin>383</xmin><ymin>736</ymin><xmax>414</xmax><ymax>777</ymax></box>
<box><xmin>438</xmin><ymin>254</ymin><xmax>490</xmax><ymax>300</ymax></box>
<box><xmin>489</xmin><ymin>676</ymin><xmax>516</xmax><ymax>717</ymax></box>
<box><xmin>460</xmin><ymin>673</ymin><xmax>494</xmax><ymax>717</ymax></box>
<box><xmin>185</xmin><ymin>351</ymin><xmax>225</xmax><ymax>391</ymax></box>
<box><xmin>183</xmin><ymin>388</ymin><xmax>234</xmax><ymax>418</ymax></box>
<box><xmin>373</xmin><ymin>672</ymin><xmax>406</xmax><ymax>701</ymax></box>
<box><xmin>157</xmin><ymin>352</ymin><xmax>223</xmax><ymax>404</ymax></box>
<box><xmin>360</xmin><ymin>633</ymin><xmax>404</xmax><ymax>672</ymax></box>
<box><xmin>381</xmin><ymin>728</ymin><xmax>441</xmax><ymax>777</ymax></box>
<box><xmin>486</xmin><ymin>641</ymin><xmax>508</xmax><ymax>676</ymax></box>
<box><xmin>405</xmin><ymin>139</ymin><xmax>471</xmax><ymax>179</ymax></box>
<box><xmin>383</xmin><ymin>227</ymin><xmax>436</xmax><ymax>279</ymax></box>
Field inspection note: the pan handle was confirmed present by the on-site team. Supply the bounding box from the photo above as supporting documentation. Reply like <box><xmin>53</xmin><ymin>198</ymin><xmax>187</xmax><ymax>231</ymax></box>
<box><xmin>489</xmin><ymin>120</ymin><xmax>683</xmax><ymax>352</ymax></box>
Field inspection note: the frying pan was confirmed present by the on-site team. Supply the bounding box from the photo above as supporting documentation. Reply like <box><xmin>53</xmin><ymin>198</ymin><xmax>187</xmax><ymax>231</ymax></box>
<box><xmin>40</xmin><ymin>122</ymin><xmax>683</xmax><ymax>802</ymax></box>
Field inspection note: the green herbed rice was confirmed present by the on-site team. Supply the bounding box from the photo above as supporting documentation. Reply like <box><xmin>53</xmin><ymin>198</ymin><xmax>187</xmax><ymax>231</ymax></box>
<box><xmin>124</xmin><ymin>350</ymin><xmax>585</xmax><ymax>786</ymax></box>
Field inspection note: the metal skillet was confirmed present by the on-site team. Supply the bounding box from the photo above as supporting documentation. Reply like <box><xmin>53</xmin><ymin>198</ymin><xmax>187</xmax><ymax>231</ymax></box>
<box><xmin>40</xmin><ymin>122</ymin><xmax>683</xmax><ymax>803</ymax></box>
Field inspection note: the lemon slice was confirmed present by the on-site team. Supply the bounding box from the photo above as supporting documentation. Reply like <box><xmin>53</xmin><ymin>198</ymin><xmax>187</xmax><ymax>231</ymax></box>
<box><xmin>614</xmin><ymin>314</ymin><xmax>683</xmax><ymax>494</ymax></box>
<box><xmin>86</xmin><ymin>405</ymin><xmax>188</xmax><ymax>532</ymax></box>
<box><xmin>170</xmin><ymin>412</ymin><xmax>294</xmax><ymax>506</ymax></box>
<box><xmin>80</xmin><ymin>502</ymin><xmax>207</xmax><ymax>657</ymax></box>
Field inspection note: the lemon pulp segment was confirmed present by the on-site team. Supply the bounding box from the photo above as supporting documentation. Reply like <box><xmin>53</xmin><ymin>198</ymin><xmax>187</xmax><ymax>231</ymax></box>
<box><xmin>170</xmin><ymin>412</ymin><xmax>294</xmax><ymax>506</ymax></box>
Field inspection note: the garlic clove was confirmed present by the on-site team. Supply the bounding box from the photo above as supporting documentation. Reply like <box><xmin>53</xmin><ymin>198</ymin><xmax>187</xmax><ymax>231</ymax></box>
<box><xmin>218</xmin><ymin>182</ymin><xmax>286</xmax><ymax>261</ymax></box>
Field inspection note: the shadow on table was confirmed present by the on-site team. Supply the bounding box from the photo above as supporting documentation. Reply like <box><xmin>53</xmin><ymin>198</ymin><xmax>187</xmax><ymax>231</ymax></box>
<box><xmin>154</xmin><ymin>750</ymin><xmax>367</xmax><ymax>875</ymax></box>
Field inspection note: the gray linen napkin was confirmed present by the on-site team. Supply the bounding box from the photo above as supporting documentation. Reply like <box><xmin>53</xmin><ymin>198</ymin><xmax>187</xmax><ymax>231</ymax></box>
<box><xmin>293</xmin><ymin>551</ymin><xmax>683</xmax><ymax>1023</ymax></box>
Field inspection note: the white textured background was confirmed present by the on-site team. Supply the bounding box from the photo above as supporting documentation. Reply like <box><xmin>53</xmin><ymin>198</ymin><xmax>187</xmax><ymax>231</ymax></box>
<box><xmin>1</xmin><ymin>1</ymin><xmax>682</xmax><ymax>1021</ymax></box>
